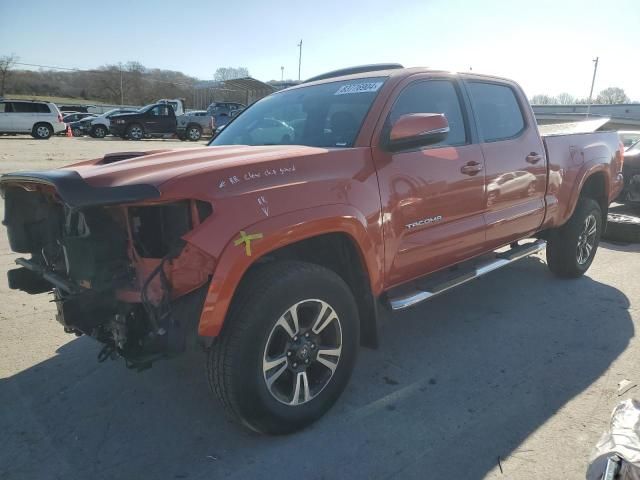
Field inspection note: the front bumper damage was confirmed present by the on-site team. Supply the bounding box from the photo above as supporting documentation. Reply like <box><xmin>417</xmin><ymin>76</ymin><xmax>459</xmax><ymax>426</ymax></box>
<box><xmin>1</xmin><ymin>171</ymin><xmax>215</xmax><ymax>370</ymax></box>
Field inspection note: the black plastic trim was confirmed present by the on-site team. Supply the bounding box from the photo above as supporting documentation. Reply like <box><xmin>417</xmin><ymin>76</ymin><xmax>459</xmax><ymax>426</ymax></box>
<box><xmin>0</xmin><ymin>170</ymin><xmax>160</xmax><ymax>208</ymax></box>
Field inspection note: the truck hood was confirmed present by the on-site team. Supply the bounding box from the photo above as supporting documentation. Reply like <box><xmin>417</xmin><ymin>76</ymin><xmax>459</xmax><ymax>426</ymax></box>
<box><xmin>67</xmin><ymin>145</ymin><xmax>329</xmax><ymax>189</ymax></box>
<box><xmin>0</xmin><ymin>145</ymin><xmax>331</xmax><ymax>208</ymax></box>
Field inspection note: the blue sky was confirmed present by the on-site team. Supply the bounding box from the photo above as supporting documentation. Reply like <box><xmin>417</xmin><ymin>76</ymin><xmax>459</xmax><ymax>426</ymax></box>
<box><xmin>1</xmin><ymin>0</ymin><xmax>639</xmax><ymax>99</ymax></box>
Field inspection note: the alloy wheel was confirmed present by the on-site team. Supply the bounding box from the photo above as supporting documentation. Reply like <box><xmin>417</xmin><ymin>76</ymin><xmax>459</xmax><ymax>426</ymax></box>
<box><xmin>577</xmin><ymin>213</ymin><xmax>597</xmax><ymax>264</ymax></box>
<box><xmin>262</xmin><ymin>299</ymin><xmax>342</xmax><ymax>406</ymax></box>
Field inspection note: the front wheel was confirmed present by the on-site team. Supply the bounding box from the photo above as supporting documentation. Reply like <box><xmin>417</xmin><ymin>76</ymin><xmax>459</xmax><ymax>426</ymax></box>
<box><xmin>546</xmin><ymin>197</ymin><xmax>602</xmax><ymax>278</ymax></box>
<box><xmin>207</xmin><ymin>261</ymin><xmax>359</xmax><ymax>434</ymax></box>
<box><xmin>92</xmin><ymin>125</ymin><xmax>108</xmax><ymax>138</ymax></box>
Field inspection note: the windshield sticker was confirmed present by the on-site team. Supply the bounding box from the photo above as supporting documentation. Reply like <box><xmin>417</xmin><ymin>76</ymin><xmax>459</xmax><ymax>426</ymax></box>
<box><xmin>334</xmin><ymin>82</ymin><xmax>383</xmax><ymax>96</ymax></box>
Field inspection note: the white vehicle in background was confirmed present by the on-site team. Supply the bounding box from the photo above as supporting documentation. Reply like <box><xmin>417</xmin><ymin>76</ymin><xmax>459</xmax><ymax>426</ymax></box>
<box><xmin>0</xmin><ymin>99</ymin><xmax>66</xmax><ymax>139</ymax></box>
<box><xmin>73</xmin><ymin>108</ymin><xmax>139</xmax><ymax>138</ymax></box>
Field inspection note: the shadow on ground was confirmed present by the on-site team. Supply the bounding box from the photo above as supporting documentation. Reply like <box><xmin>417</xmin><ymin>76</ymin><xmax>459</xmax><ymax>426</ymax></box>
<box><xmin>0</xmin><ymin>257</ymin><xmax>633</xmax><ymax>480</ymax></box>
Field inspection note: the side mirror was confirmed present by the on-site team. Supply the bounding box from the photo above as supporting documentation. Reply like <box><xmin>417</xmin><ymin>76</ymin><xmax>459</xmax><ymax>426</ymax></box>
<box><xmin>386</xmin><ymin>113</ymin><xmax>449</xmax><ymax>152</ymax></box>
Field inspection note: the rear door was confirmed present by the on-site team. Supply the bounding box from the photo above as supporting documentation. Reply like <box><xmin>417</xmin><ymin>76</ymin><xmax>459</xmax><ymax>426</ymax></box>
<box><xmin>464</xmin><ymin>80</ymin><xmax>547</xmax><ymax>247</ymax></box>
<box><xmin>372</xmin><ymin>76</ymin><xmax>488</xmax><ymax>287</ymax></box>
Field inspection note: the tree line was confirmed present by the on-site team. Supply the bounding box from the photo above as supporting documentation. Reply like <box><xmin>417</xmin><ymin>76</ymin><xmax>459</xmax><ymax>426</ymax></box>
<box><xmin>0</xmin><ymin>55</ymin><xmax>252</xmax><ymax>107</ymax></box>
<box><xmin>530</xmin><ymin>87</ymin><xmax>636</xmax><ymax>105</ymax></box>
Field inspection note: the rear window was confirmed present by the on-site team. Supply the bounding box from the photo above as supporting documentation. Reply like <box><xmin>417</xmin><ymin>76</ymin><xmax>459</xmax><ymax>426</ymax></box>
<box><xmin>467</xmin><ymin>82</ymin><xmax>525</xmax><ymax>142</ymax></box>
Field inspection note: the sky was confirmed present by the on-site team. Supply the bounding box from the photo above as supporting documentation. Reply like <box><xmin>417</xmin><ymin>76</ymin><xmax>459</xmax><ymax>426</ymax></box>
<box><xmin>1</xmin><ymin>0</ymin><xmax>639</xmax><ymax>100</ymax></box>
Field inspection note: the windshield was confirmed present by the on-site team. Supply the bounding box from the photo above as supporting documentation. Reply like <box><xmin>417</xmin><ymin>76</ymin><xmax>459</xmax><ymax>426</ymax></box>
<box><xmin>210</xmin><ymin>77</ymin><xmax>386</xmax><ymax>148</ymax></box>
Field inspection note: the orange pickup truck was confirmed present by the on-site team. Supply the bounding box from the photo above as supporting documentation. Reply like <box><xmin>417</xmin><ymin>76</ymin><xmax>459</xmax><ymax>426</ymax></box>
<box><xmin>0</xmin><ymin>64</ymin><xmax>624</xmax><ymax>434</ymax></box>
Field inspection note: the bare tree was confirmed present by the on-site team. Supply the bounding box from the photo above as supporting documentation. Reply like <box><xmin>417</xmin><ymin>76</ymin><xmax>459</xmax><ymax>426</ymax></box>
<box><xmin>530</xmin><ymin>94</ymin><xmax>557</xmax><ymax>105</ymax></box>
<box><xmin>214</xmin><ymin>67</ymin><xmax>249</xmax><ymax>81</ymax></box>
<box><xmin>596</xmin><ymin>87</ymin><xmax>630</xmax><ymax>104</ymax></box>
<box><xmin>556</xmin><ymin>92</ymin><xmax>575</xmax><ymax>105</ymax></box>
<box><xmin>0</xmin><ymin>54</ymin><xmax>19</xmax><ymax>97</ymax></box>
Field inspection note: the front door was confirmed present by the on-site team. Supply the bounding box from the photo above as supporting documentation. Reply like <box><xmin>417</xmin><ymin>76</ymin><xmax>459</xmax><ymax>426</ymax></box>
<box><xmin>373</xmin><ymin>78</ymin><xmax>487</xmax><ymax>288</ymax></box>
<box><xmin>146</xmin><ymin>105</ymin><xmax>174</xmax><ymax>134</ymax></box>
<box><xmin>465</xmin><ymin>81</ymin><xmax>547</xmax><ymax>247</ymax></box>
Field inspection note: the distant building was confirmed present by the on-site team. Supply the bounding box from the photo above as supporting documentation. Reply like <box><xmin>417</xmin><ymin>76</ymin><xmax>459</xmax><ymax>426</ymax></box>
<box><xmin>192</xmin><ymin>77</ymin><xmax>275</xmax><ymax>109</ymax></box>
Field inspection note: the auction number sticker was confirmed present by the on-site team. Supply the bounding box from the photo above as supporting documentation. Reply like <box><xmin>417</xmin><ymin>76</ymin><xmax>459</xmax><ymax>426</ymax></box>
<box><xmin>334</xmin><ymin>82</ymin><xmax>383</xmax><ymax>95</ymax></box>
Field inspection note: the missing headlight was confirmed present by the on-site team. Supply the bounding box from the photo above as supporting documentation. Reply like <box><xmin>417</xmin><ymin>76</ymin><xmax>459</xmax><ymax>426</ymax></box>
<box><xmin>129</xmin><ymin>201</ymin><xmax>192</xmax><ymax>258</ymax></box>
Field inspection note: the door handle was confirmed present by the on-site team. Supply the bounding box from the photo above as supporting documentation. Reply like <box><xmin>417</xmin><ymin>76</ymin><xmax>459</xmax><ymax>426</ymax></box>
<box><xmin>526</xmin><ymin>152</ymin><xmax>543</xmax><ymax>164</ymax></box>
<box><xmin>460</xmin><ymin>161</ymin><xmax>483</xmax><ymax>176</ymax></box>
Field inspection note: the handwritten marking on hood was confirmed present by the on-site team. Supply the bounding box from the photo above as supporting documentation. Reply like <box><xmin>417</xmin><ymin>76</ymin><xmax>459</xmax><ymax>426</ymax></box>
<box><xmin>258</xmin><ymin>196</ymin><xmax>269</xmax><ymax>217</ymax></box>
<box><xmin>217</xmin><ymin>164</ymin><xmax>297</xmax><ymax>189</ymax></box>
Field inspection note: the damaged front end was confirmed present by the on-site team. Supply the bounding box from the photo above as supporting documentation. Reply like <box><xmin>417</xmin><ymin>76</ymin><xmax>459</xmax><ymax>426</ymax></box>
<box><xmin>1</xmin><ymin>171</ymin><xmax>215</xmax><ymax>370</ymax></box>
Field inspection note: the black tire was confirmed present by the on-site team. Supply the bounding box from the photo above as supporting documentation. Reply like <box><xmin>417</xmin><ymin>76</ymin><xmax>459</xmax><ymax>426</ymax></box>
<box><xmin>72</xmin><ymin>128</ymin><xmax>83</xmax><ymax>137</ymax></box>
<box><xmin>185</xmin><ymin>125</ymin><xmax>202</xmax><ymax>141</ymax></box>
<box><xmin>546</xmin><ymin>197</ymin><xmax>602</xmax><ymax>278</ymax></box>
<box><xmin>31</xmin><ymin>123</ymin><xmax>53</xmax><ymax>140</ymax></box>
<box><xmin>92</xmin><ymin>125</ymin><xmax>108</xmax><ymax>138</ymax></box>
<box><xmin>207</xmin><ymin>261</ymin><xmax>359</xmax><ymax>434</ymax></box>
<box><xmin>603</xmin><ymin>213</ymin><xmax>640</xmax><ymax>243</ymax></box>
<box><xmin>126</xmin><ymin>123</ymin><xmax>144</xmax><ymax>141</ymax></box>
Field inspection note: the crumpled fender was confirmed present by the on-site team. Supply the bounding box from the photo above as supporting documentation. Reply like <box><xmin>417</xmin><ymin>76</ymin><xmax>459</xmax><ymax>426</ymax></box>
<box><xmin>196</xmin><ymin>204</ymin><xmax>383</xmax><ymax>337</ymax></box>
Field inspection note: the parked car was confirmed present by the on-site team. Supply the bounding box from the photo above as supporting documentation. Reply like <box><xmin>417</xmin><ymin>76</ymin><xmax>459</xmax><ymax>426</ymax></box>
<box><xmin>0</xmin><ymin>64</ymin><xmax>624</xmax><ymax>435</ymax></box>
<box><xmin>109</xmin><ymin>103</ymin><xmax>213</xmax><ymax>140</ymax></box>
<box><xmin>72</xmin><ymin>108</ymin><xmax>139</xmax><ymax>138</ymax></box>
<box><xmin>206</xmin><ymin>101</ymin><xmax>246</xmax><ymax>127</ymax></box>
<box><xmin>58</xmin><ymin>104</ymin><xmax>93</xmax><ymax>113</ymax></box>
<box><xmin>63</xmin><ymin>112</ymin><xmax>96</xmax><ymax>124</ymax></box>
<box><xmin>0</xmin><ymin>99</ymin><xmax>66</xmax><ymax>139</ymax></box>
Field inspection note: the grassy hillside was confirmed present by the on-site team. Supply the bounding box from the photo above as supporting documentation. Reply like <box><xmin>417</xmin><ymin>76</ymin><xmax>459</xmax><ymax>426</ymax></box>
<box><xmin>6</xmin><ymin>94</ymin><xmax>108</xmax><ymax>105</ymax></box>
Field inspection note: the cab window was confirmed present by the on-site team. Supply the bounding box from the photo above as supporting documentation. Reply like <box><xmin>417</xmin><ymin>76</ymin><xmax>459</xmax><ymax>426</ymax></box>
<box><xmin>388</xmin><ymin>80</ymin><xmax>467</xmax><ymax>147</ymax></box>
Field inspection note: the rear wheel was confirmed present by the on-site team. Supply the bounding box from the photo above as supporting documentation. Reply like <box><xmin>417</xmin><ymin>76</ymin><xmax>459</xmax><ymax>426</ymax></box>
<box><xmin>31</xmin><ymin>123</ymin><xmax>52</xmax><ymax>140</ymax></box>
<box><xmin>126</xmin><ymin>123</ymin><xmax>144</xmax><ymax>140</ymax></box>
<box><xmin>546</xmin><ymin>197</ymin><xmax>602</xmax><ymax>278</ymax></box>
<box><xmin>186</xmin><ymin>125</ymin><xmax>202</xmax><ymax>141</ymax></box>
<box><xmin>207</xmin><ymin>261</ymin><xmax>359</xmax><ymax>434</ymax></box>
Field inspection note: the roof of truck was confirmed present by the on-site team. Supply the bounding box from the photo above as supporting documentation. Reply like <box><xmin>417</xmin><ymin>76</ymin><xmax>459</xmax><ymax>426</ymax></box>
<box><xmin>292</xmin><ymin>64</ymin><xmax>515</xmax><ymax>91</ymax></box>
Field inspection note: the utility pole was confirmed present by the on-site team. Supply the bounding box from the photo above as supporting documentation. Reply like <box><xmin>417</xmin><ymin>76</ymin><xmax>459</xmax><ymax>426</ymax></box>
<box><xmin>119</xmin><ymin>63</ymin><xmax>124</xmax><ymax>105</ymax></box>
<box><xmin>586</xmin><ymin>57</ymin><xmax>599</xmax><ymax>118</ymax></box>
<box><xmin>281</xmin><ymin>66</ymin><xmax>284</xmax><ymax>81</ymax></box>
<box><xmin>297</xmin><ymin>39</ymin><xmax>303</xmax><ymax>81</ymax></box>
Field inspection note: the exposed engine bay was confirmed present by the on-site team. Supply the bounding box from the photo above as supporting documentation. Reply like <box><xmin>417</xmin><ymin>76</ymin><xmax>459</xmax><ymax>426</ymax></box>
<box><xmin>2</xmin><ymin>182</ymin><xmax>214</xmax><ymax>369</ymax></box>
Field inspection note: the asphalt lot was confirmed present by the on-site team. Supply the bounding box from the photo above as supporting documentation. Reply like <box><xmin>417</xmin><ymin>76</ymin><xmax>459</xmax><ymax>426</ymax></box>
<box><xmin>0</xmin><ymin>136</ymin><xmax>639</xmax><ymax>480</ymax></box>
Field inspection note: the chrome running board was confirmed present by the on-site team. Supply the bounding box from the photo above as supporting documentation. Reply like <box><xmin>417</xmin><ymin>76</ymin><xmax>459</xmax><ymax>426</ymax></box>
<box><xmin>388</xmin><ymin>240</ymin><xmax>546</xmax><ymax>311</ymax></box>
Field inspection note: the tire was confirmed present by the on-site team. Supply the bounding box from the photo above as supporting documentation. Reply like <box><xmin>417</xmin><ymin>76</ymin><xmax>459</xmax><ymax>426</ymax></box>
<box><xmin>207</xmin><ymin>261</ymin><xmax>359</xmax><ymax>434</ymax></box>
<box><xmin>546</xmin><ymin>197</ymin><xmax>602</xmax><ymax>278</ymax></box>
<box><xmin>602</xmin><ymin>213</ymin><xmax>640</xmax><ymax>243</ymax></box>
<box><xmin>92</xmin><ymin>125</ymin><xmax>108</xmax><ymax>138</ymax></box>
<box><xmin>31</xmin><ymin>123</ymin><xmax>53</xmax><ymax>140</ymax></box>
<box><xmin>126</xmin><ymin>123</ymin><xmax>144</xmax><ymax>141</ymax></box>
<box><xmin>72</xmin><ymin>128</ymin><xmax>83</xmax><ymax>137</ymax></box>
<box><xmin>186</xmin><ymin>125</ymin><xmax>202</xmax><ymax>141</ymax></box>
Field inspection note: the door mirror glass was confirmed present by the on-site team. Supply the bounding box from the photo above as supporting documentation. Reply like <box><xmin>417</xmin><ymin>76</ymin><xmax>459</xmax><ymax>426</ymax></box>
<box><xmin>387</xmin><ymin>113</ymin><xmax>449</xmax><ymax>152</ymax></box>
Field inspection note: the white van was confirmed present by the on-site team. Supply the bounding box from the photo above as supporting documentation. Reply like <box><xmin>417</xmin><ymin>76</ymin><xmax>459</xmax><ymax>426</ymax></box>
<box><xmin>0</xmin><ymin>100</ymin><xmax>66</xmax><ymax>139</ymax></box>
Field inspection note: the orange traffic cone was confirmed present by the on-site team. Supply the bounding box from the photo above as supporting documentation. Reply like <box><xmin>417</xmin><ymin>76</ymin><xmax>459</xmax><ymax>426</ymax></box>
<box><xmin>66</xmin><ymin>125</ymin><xmax>73</xmax><ymax>137</ymax></box>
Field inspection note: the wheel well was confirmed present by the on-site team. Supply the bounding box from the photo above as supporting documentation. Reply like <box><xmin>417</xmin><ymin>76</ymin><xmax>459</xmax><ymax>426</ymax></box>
<box><xmin>581</xmin><ymin>172</ymin><xmax>608</xmax><ymax>221</ymax></box>
<box><xmin>248</xmin><ymin>233</ymin><xmax>380</xmax><ymax>348</ymax></box>
<box><xmin>32</xmin><ymin>122</ymin><xmax>52</xmax><ymax>131</ymax></box>
<box><xmin>187</xmin><ymin>123</ymin><xmax>202</xmax><ymax>130</ymax></box>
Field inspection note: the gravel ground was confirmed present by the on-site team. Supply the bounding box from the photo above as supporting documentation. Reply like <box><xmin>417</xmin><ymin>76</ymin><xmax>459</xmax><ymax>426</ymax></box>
<box><xmin>0</xmin><ymin>136</ymin><xmax>639</xmax><ymax>480</ymax></box>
